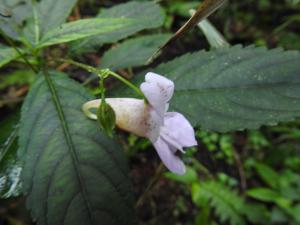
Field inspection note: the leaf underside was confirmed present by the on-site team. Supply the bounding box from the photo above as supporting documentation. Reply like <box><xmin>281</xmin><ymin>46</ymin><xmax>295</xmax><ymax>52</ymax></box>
<box><xmin>115</xmin><ymin>45</ymin><xmax>300</xmax><ymax>132</ymax></box>
<box><xmin>19</xmin><ymin>72</ymin><xmax>135</xmax><ymax>225</ymax></box>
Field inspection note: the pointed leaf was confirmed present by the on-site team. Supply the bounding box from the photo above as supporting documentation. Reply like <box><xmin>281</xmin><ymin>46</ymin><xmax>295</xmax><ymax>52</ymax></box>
<box><xmin>38</xmin><ymin>18</ymin><xmax>137</xmax><ymax>48</ymax></box>
<box><xmin>19</xmin><ymin>71</ymin><xmax>135</xmax><ymax>225</ymax></box>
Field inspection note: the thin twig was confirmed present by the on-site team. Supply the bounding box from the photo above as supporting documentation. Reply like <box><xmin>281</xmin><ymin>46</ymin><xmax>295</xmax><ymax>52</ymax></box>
<box><xmin>232</xmin><ymin>148</ymin><xmax>247</xmax><ymax>191</ymax></box>
<box><xmin>135</xmin><ymin>163</ymin><xmax>165</xmax><ymax>208</ymax></box>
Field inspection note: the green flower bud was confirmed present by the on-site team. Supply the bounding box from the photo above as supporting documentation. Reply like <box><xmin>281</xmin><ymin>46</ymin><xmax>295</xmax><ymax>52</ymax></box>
<box><xmin>96</xmin><ymin>99</ymin><xmax>116</xmax><ymax>137</ymax></box>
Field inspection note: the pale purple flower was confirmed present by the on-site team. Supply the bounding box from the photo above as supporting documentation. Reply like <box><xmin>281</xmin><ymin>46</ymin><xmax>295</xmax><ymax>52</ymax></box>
<box><xmin>140</xmin><ymin>72</ymin><xmax>197</xmax><ymax>175</ymax></box>
<box><xmin>82</xmin><ymin>72</ymin><xmax>197</xmax><ymax>175</ymax></box>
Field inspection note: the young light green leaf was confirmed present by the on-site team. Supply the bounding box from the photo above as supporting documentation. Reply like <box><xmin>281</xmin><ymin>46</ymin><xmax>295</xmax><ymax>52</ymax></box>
<box><xmin>116</xmin><ymin>45</ymin><xmax>300</xmax><ymax>132</ymax></box>
<box><xmin>190</xmin><ymin>9</ymin><xmax>229</xmax><ymax>49</ymax></box>
<box><xmin>38</xmin><ymin>18</ymin><xmax>137</xmax><ymax>48</ymax></box>
<box><xmin>101</xmin><ymin>34</ymin><xmax>171</xmax><ymax>70</ymax></box>
<box><xmin>247</xmin><ymin>188</ymin><xmax>283</xmax><ymax>203</ymax></box>
<box><xmin>164</xmin><ymin>166</ymin><xmax>198</xmax><ymax>184</ymax></box>
<box><xmin>70</xmin><ymin>1</ymin><xmax>165</xmax><ymax>54</ymax></box>
<box><xmin>0</xmin><ymin>44</ymin><xmax>19</xmax><ymax>68</ymax></box>
<box><xmin>19</xmin><ymin>71</ymin><xmax>135</xmax><ymax>225</ymax></box>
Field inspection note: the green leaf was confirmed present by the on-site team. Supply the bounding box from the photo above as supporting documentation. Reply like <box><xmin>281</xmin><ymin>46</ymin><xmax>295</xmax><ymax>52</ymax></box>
<box><xmin>23</xmin><ymin>2</ymin><xmax>40</xmax><ymax>46</ymax></box>
<box><xmin>0</xmin><ymin>70</ymin><xmax>36</xmax><ymax>90</ymax></box>
<box><xmin>0</xmin><ymin>44</ymin><xmax>18</xmax><ymax>68</ymax></box>
<box><xmin>101</xmin><ymin>34</ymin><xmax>171</xmax><ymax>70</ymax></box>
<box><xmin>70</xmin><ymin>1</ymin><xmax>165</xmax><ymax>54</ymax></box>
<box><xmin>116</xmin><ymin>45</ymin><xmax>300</xmax><ymax>132</ymax></box>
<box><xmin>0</xmin><ymin>112</ymin><xmax>22</xmax><ymax>198</ymax></box>
<box><xmin>0</xmin><ymin>0</ymin><xmax>31</xmax><ymax>40</ymax></box>
<box><xmin>38</xmin><ymin>18</ymin><xmax>137</xmax><ymax>48</ymax></box>
<box><xmin>255</xmin><ymin>163</ymin><xmax>280</xmax><ymax>189</ymax></box>
<box><xmin>165</xmin><ymin>166</ymin><xmax>198</xmax><ymax>184</ymax></box>
<box><xmin>37</xmin><ymin>0</ymin><xmax>77</xmax><ymax>36</ymax></box>
<box><xmin>247</xmin><ymin>188</ymin><xmax>283</xmax><ymax>202</ymax></box>
<box><xmin>19</xmin><ymin>71</ymin><xmax>135</xmax><ymax>225</ymax></box>
<box><xmin>243</xmin><ymin>203</ymin><xmax>269</xmax><ymax>224</ymax></box>
<box><xmin>194</xmin><ymin>17</ymin><xmax>230</xmax><ymax>49</ymax></box>
<box><xmin>192</xmin><ymin>181</ymin><xmax>246</xmax><ymax>225</ymax></box>
<box><xmin>23</xmin><ymin>0</ymin><xmax>77</xmax><ymax>45</ymax></box>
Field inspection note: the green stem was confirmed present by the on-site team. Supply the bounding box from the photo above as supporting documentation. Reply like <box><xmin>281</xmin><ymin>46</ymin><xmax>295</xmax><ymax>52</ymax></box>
<box><xmin>57</xmin><ymin>58</ymin><xmax>99</xmax><ymax>74</ymax></box>
<box><xmin>107</xmin><ymin>70</ymin><xmax>146</xmax><ymax>100</ymax></box>
<box><xmin>0</xmin><ymin>31</ymin><xmax>38</xmax><ymax>73</ymax></box>
<box><xmin>57</xmin><ymin>58</ymin><xmax>146</xmax><ymax>100</ymax></box>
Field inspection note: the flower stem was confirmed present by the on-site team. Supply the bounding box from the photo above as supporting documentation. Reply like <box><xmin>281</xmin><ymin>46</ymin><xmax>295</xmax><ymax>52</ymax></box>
<box><xmin>106</xmin><ymin>70</ymin><xmax>146</xmax><ymax>100</ymax></box>
<box><xmin>56</xmin><ymin>58</ymin><xmax>146</xmax><ymax>100</ymax></box>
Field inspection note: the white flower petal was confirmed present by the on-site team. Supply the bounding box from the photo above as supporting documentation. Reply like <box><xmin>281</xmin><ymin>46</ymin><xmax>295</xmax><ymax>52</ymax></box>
<box><xmin>153</xmin><ymin>137</ymin><xmax>186</xmax><ymax>175</ymax></box>
<box><xmin>146</xmin><ymin>107</ymin><xmax>163</xmax><ymax>143</ymax></box>
<box><xmin>140</xmin><ymin>72</ymin><xmax>174</xmax><ymax>117</ymax></box>
<box><xmin>145</xmin><ymin>72</ymin><xmax>174</xmax><ymax>102</ymax></box>
<box><xmin>161</xmin><ymin>112</ymin><xmax>197</xmax><ymax>149</ymax></box>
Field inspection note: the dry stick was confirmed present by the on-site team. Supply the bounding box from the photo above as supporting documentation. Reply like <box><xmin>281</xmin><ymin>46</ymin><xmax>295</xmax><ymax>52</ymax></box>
<box><xmin>148</xmin><ymin>0</ymin><xmax>227</xmax><ymax>63</ymax></box>
<box><xmin>135</xmin><ymin>163</ymin><xmax>165</xmax><ymax>208</ymax></box>
<box><xmin>232</xmin><ymin>148</ymin><xmax>247</xmax><ymax>191</ymax></box>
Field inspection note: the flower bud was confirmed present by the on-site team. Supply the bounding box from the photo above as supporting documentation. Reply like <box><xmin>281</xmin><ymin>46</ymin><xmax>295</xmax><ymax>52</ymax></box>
<box><xmin>97</xmin><ymin>99</ymin><xmax>116</xmax><ymax>137</ymax></box>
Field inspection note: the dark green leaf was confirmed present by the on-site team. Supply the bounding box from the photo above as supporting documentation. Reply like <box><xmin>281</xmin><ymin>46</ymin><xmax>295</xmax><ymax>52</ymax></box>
<box><xmin>116</xmin><ymin>45</ymin><xmax>300</xmax><ymax>132</ymax></box>
<box><xmin>0</xmin><ymin>112</ymin><xmax>22</xmax><ymax>198</ymax></box>
<box><xmin>19</xmin><ymin>71</ymin><xmax>135</xmax><ymax>225</ymax></box>
<box><xmin>101</xmin><ymin>34</ymin><xmax>171</xmax><ymax>70</ymax></box>
<box><xmin>243</xmin><ymin>203</ymin><xmax>269</xmax><ymax>224</ymax></box>
<box><xmin>70</xmin><ymin>1</ymin><xmax>165</xmax><ymax>54</ymax></box>
<box><xmin>255</xmin><ymin>163</ymin><xmax>280</xmax><ymax>189</ymax></box>
<box><xmin>38</xmin><ymin>18</ymin><xmax>137</xmax><ymax>48</ymax></box>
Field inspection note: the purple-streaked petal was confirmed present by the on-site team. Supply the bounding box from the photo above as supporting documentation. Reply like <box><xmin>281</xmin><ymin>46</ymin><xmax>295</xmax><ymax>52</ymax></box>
<box><xmin>160</xmin><ymin>112</ymin><xmax>197</xmax><ymax>149</ymax></box>
<box><xmin>153</xmin><ymin>137</ymin><xmax>186</xmax><ymax>175</ymax></box>
<box><xmin>146</xmin><ymin>107</ymin><xmax>163</xmax><ymax>143</ymax></box>
<box><xmin>140</xmin><ymin>72</ymin><xmax>174</xmax><ymax>116</ymax></box>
